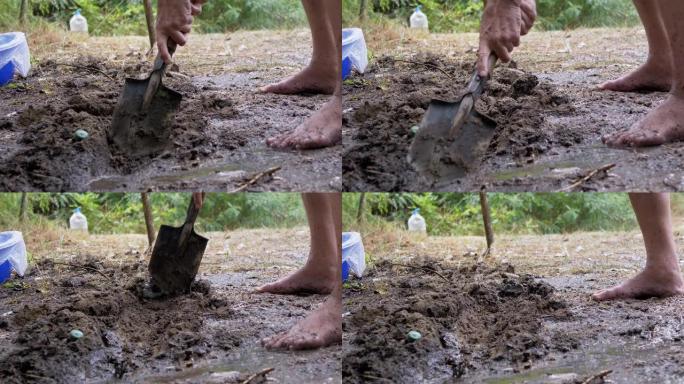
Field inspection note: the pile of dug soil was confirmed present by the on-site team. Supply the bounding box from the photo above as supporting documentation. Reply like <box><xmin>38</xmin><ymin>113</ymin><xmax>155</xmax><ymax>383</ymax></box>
<box><xmin>342</xmin><ymin>260</ymin><xmax>575</xmax><ymax>383</ymax></box>
<box><xmin>0</xmin><ymin>56</ymin><xmax>244</xmax><ymax>191</ymax></box>
<box><xmin>0</xmin><ymin>257</ymin><xmax>242</xmax><ymax>383</ymax></box>
<box><xmin>342</xmin><ymin>54</ymin><xmax>576</xmax><ymax>191</ymax></box>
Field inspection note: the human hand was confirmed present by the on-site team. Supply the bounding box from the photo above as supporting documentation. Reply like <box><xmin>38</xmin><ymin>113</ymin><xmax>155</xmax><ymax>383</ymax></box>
<box><xmin>190</xmin><ymin>0</ymin><xmax>207</xmax><ymax>16</ymax></box>
<box><xmin>477</xmin><ymin>0</ymin><xmax>536</xmax><ymax>77</ymax></box>
<box><xmin>156</xmin><ymin>0</ymin><xmax>195</xmax><ymax>64</ymax></box>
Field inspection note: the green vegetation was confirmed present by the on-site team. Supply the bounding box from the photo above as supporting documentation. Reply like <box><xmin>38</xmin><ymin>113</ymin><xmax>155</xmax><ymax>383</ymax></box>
<box><xmin>343</xmin><ymin>0</ymin><xmax>639</xmax><ymax>32</ymax></box>
<box><xmin>1</xmin><ymin>0</ymin><xmax>307</xmax><ymax>35</ymax></box>
<box><xmin>344</xmin><ymin>193</ymin><xmax>644</xmax><ymax>236</ymax></box>
<box><xmin>0</xmin><ymin>193</ymin><xmax>306</xmax><ymax>234</ymax></box>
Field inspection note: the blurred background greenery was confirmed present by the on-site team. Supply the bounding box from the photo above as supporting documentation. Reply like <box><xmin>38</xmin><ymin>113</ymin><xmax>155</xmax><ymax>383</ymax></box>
<box><xmin>0</xmin><ymin>0</ymin><xmax>307</xmax><ymax>35</ymax></box>
<box><xmin>344</xmin><ymin>193</ymin><xmax>684</xmax><ymax>236</ymax></box>
<box><xmin>0</xmin><ymin>0</ymin><xmax>639</xmax><ymax>36</ymax></box>
<box><xmin>344</xmin><ymin>0</ymin><xmax>639</xmax><ymax>32</ymax></box>
<box><xmin>0</xmin><ymin>193</ymin><xmax>306</xmax><ymax>234</ymax></box>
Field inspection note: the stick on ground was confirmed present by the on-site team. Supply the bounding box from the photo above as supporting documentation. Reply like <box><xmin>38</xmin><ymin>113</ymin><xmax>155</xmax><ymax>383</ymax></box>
<box><xmin>558</xmin><ymin>163</ymin><xmax>616</xmax><ymax>192</ymax></box>
<box><xmin>231</xmin><ymin>166</ymin><xmax>282</xmax><ymax>192</ymax></box>
<box><xmin>241</xmin><ymin>367</ymin><xmax>274</xmax><ymax>384</ymax></box>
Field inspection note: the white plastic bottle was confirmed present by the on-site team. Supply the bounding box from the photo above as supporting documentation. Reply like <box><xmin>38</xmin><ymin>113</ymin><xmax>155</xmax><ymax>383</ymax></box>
<box><xmin>410</xmin><ymin>6</ymin><xmax>429</xmax><ymax>30</ymax></box>
<box><xmin>69</xmin><ymin>207</ymin><xmax>88</xmax><ymax>233</ymax></box>
<box><xmin>69</xmin><ymin>9</ymin><xmax>89</xmax><ymax>34</ymax></box>
<box><xmin>408</xmin><ymin>208</ymin><xmax>427</xmax><ymax>233</ymax></box>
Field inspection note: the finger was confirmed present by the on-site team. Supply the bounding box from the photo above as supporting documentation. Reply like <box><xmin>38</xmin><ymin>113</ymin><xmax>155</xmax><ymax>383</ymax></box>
<box><xmin>171</xmin><ymin>30</ymin><xmax>188</xmax><ymax>46</ymax></box>
<box><xmin>477</xmin><ymin>43</ymin><xmax>492</xmax><ymax>77</ymax></box>
<box><xmin>521</xmin><ymin>13</ymin><xmax>531</xmax><ymax>35</ymax></box>
<box><xmin>191</xmin><ymin>4</ymin><xmax>203</xmax><ymax>16</ymax></box>
<box><xmin>179</xmin><ymin>23</ymin><xmax>192</xmax><ymax>34</ymax></box>
<box><xmin>157</xmin><ymin>35</ymin><xmax>172</xmax><ymax>64</ymax></box>
<box><xmin>494</xmin><ymin>43</ymin><xmax>511</xmax><ymax>63</ymax></box>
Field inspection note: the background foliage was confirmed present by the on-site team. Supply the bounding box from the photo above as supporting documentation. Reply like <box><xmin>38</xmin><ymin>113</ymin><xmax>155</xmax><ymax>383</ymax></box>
<box><xmin>1</xmin><ymin>0</ymin><xmax>307</xmax><ymax>35</ymax></box>
<box><xmin>1</xmin><ymin>0</ymin><xmax>640</xmax><ymax>35</ymax></box>
<box><xmin>343</xmin><ymin>0</ymin><xmax>639</xmax><ymax>32</ymax></box>
<box><xmin>0</xmin><ymin>193</ymin><xmax>306</xmax><ymax>234</ymax></box>
<box><xmin>341</xmin><ymin>193</ymin><xmax>670</xmax><ymax>236</ymax></box>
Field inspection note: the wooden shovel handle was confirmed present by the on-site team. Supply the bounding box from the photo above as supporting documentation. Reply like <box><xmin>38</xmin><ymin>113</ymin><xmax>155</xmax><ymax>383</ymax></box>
<box><xmin>178</xmin><ymin>194</ymin><xmax>201</xmax><ymax>249</ymax></box>
<box><xmin>142</xmin><ymin>41</ymin><xmax>177</xmax><ymax>112</ymax></box>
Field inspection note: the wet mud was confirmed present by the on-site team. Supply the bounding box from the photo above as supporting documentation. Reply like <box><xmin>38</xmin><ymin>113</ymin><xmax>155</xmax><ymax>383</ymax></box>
<box><xmin>343</xmin><ymin>259</ymin><xmax>684</xmax><ymax>383</ymax></box>
<box><xmin>0</xmin><ymin>257</ymin><xmax>340</xmax><ymax>383</ymax></box>
<box><xmin>343</xmin><ymin>54</ymin><xmax>684</xmax><ymax>191</ymax></box>
<box><xmin>342</xmin><ymin>260</ymin><xmax>573</xmax><ymax>383</ymax></box>
<box><xmin>0</xmin><ymin>55</ymin><xmax>340</xmax><ymax>192</ymax></box>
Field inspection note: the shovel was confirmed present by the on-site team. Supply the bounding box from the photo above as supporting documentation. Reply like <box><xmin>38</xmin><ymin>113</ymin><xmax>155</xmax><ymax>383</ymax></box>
<box><xmin>408</xmin><ymin>53</ymin><xmax>498</xmax><ymax>182</ymax></box>
<box><xmin>148</xmin><ymin>196</ymin><xmax>208</xmax><ymax>295</ymax></box>
<box><xmin>108</xmin><ymin>42</ymin><xmax>182</xmax><ymax>157</ymax></box>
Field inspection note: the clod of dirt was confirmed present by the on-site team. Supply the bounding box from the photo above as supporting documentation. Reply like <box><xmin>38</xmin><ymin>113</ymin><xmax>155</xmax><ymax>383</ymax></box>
<box><xmin>343</xmin><ymin>260</ymin><xmax>573</xmax><ymax>383</ymax></box>
<box><xmin>343</xmin><ymin>54</ymin><xmax>578</xmax><ymax>191</ymax></box>
<box><xmin>0</xmin><ymin>56</ymin><xmax>245</xmax><ymax>191</ymax></box>
<box><xmin>0</xmin><ymin>257</ymin><xmax>238</xmax><ymax>383</ymax></box>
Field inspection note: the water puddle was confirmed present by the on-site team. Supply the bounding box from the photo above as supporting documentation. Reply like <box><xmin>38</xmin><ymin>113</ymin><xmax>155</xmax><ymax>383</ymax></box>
<box><xmin>128</xmin><ymin>346</ymin><xmax>339</xmax><ymax>384</ymax></box>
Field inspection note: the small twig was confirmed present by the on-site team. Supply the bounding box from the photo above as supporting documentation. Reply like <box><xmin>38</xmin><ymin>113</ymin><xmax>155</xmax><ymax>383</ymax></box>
<box><xmin>54</xmin><ymin>62</ymin><xmax>117</xmax><ymax>81</ymax></box>
<box><xmin>391</xmin><ymin>58</ymin><xmax>455</xmax><ymax>80</ymax></box>
<box><xmin>362</xmin><ymin>374</ymin><xmax>395</xmax><ymax>383</ymax></box>
<box><xmin>558</xmin><ymin>163</ymin><xmax>616</xmax><ymax>192</ymax></box>
<box><xmin>581</xmin><ymin>369</ymin><xmax>612</xmax><ymax>384</ymax></box>
<box><xmin>241</xmin><ymin>367</ymin><xmax>274</xmax><ymax>384</ymax></box>
<box><xmin>388</xmin><ymin>262</ymin><xmax>450</xmax><ymax>283</ymax></box>
<box><xmin>230</xmin><ymin>166</ymin><xmax>281</xmax><ymax>192</ymax></box>
<box><xmin>52</xmin><ymin>261</ymin><xmax>112</xmax><ymax>281</ymax></box>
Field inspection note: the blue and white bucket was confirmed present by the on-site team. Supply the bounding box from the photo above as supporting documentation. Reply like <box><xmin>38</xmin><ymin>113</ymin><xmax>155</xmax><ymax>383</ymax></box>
<box><xmin>0</xmin><ymin>32</ymin><xmax>31</xmax><ymax>87</ymax></box>
<box><xmin>0</xmin><ymin>231</ymin><xmax>28</xmax><ymax>283</ymax></box>
<box><xmin>342</xmin><ymin>28</ymin><xmax>368</xmax><ymax>80</ymax></box>
<box><xmin>342</xmin><ymin>232</ymin><xmax>365</xmax><ymax>282</ymax></box>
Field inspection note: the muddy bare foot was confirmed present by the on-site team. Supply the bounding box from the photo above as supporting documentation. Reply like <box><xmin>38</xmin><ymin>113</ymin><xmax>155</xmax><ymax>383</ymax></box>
<box><xmin>592</xmin><ymin>267</ymin><xmax>684</xmax><ymax>301</ymax></box>
<box><xmin>598</xmin><ymin>61</ymin><xmax>671</xmax><ymax>93</ymax></box>
<box><xmin>266</xmin><ymin>96</ymin><xmax>342</xmax><ymax>150</ymax></box>
<box><xmin>262</xmin><ymin>295</ymin><xmax>341</xmax><ymax>350</ymax></box>
<box><xmin>603</xmin><ymin>94</ymin><xmax>684</xmax><ymax>147</ymax></box>
<box><xmin>256</xmin><ymin>262</ymin><xmax>336</xmax><ymax>295</ymax></box>
<box><xmin>260</xmin><ymin>65</ymin><xmax>337</xmax><ymax>95</ymax></box>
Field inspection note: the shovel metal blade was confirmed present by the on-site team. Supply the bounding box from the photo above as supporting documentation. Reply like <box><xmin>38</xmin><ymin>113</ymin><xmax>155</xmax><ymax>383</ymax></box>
<box><xmin>148</xmin><ymin>224</ymin><xmax>208</xmax><ymax>295</ymax></box>
<box><xmin>408</xmin><ymin>98</ymin><xmax>496</xmax><ymax>181</ymax></box>
<box><xmin>109</xmin><ymin>77</ymin><xmax>182</xmax><ymax>157</ymax></box>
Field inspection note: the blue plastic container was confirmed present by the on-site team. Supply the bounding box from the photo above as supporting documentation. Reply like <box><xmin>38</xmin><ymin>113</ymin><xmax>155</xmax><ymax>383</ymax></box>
<box><xmin>0</xmin><ymin>60</ymin><xmax>13</xmax><ymax>86</ymax></box>
<box><xmin>0</xmin><ymin>260</ymin><xmax>11</xmax><ymax>283</ymax></box>
<box><xmin>342</xmin><ymin>260</ymin><xmax>350</xmax><ymax>282</ymax></box>
<box><xmin>342</xmin><ymin>57</ymin><xmax>352</xmax><ymax>80</ymax></box>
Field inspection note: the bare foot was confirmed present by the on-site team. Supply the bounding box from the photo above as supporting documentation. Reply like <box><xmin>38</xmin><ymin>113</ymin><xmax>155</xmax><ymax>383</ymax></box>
<box><xmin>598</xmin><ymin>60</ymin><xmax>671</xmax><ymax>93</ymax></box>
<box><xmin>256</xmin><ymin>262</ymin><xmax>337</xmax><ymax>295</ymax></box>
<box><xmin>260</xmin><ymin>65</ymin><xmax>337</xmax><ymax>95</ymax></box>
<box><xmin>266</xmin><ymin>96</ymin><xmax>341</xmax><ymax>150</ymax></box>
<box><xmin>262</xmin><ymin>295</ymin><xmax>341</xmax><ymax>350</ymax></box>
<box><xmin>592</xmin><ymin>266</ymin><xmax>684</xmax><ymax>301</ymax></box>
<box><xmin>603</xmin><ymin>94</ymin><xmax>684</xmax><ymax>147</ymax></box>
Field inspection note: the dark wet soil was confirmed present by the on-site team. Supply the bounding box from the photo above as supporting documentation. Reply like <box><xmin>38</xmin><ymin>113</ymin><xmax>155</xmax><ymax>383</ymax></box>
<box><xmin>0</xmin><ymin>55</ymin><xmax>340</xmax><ymax>192</ymax></box>
<box><xmin>342</xmin><ymin>260</ymin><xmax>574</xmax><ymax>383</ymax></box>
<box><xmin>343</xmin><ymin>259</ymin><xmax>684</xmax><ymax>383</ymax></box>
<box><xmin>342</xmin><ymin>54</ymin><xmax>684</xmax><ymax>192</ymax></box>
<box><xmin>0</xmin><ymin>257</ymin><xmax>340</xmax><ymax>383</ymax></box>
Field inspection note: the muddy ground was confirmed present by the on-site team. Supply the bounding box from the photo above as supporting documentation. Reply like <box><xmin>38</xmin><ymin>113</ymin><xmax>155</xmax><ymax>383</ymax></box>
<box><xmin>343</xmin><ymin>230</ymin><xmax>684</xmax><ymax>383</ymax></box>
<box><xmin>343</xmin><ymin>28</ymin><xmax>684</xmax><ymax>192</ymax></box>
<box><xmin>0</xmin><ymin>228</ymin><xmax>340</xmax><ymax>383</ymax></box>
<box><xmin>0</xmin><ymin>32</ymin><xmax>340</xmax><ymax>192</ymax></box>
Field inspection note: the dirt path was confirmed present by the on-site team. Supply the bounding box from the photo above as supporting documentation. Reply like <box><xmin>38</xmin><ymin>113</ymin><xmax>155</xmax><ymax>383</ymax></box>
<box><xmin>0</xmin><ymin>31</ymin><xmax>340</xmax><ymax>192</ymax></box>
<box><xmin>0</xmin><ymin>228</ymin><xmax>340</xmax><ymax>383</ymax></box>
<box><xmin>343</xmin><ymin>27</ymin><xmax>684</xmax><ymax>192</ymax></box>
<box><xmin>342</xmin><ymin>229</ymin><xmax>684</xmax><ymax>383</ymax></box>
